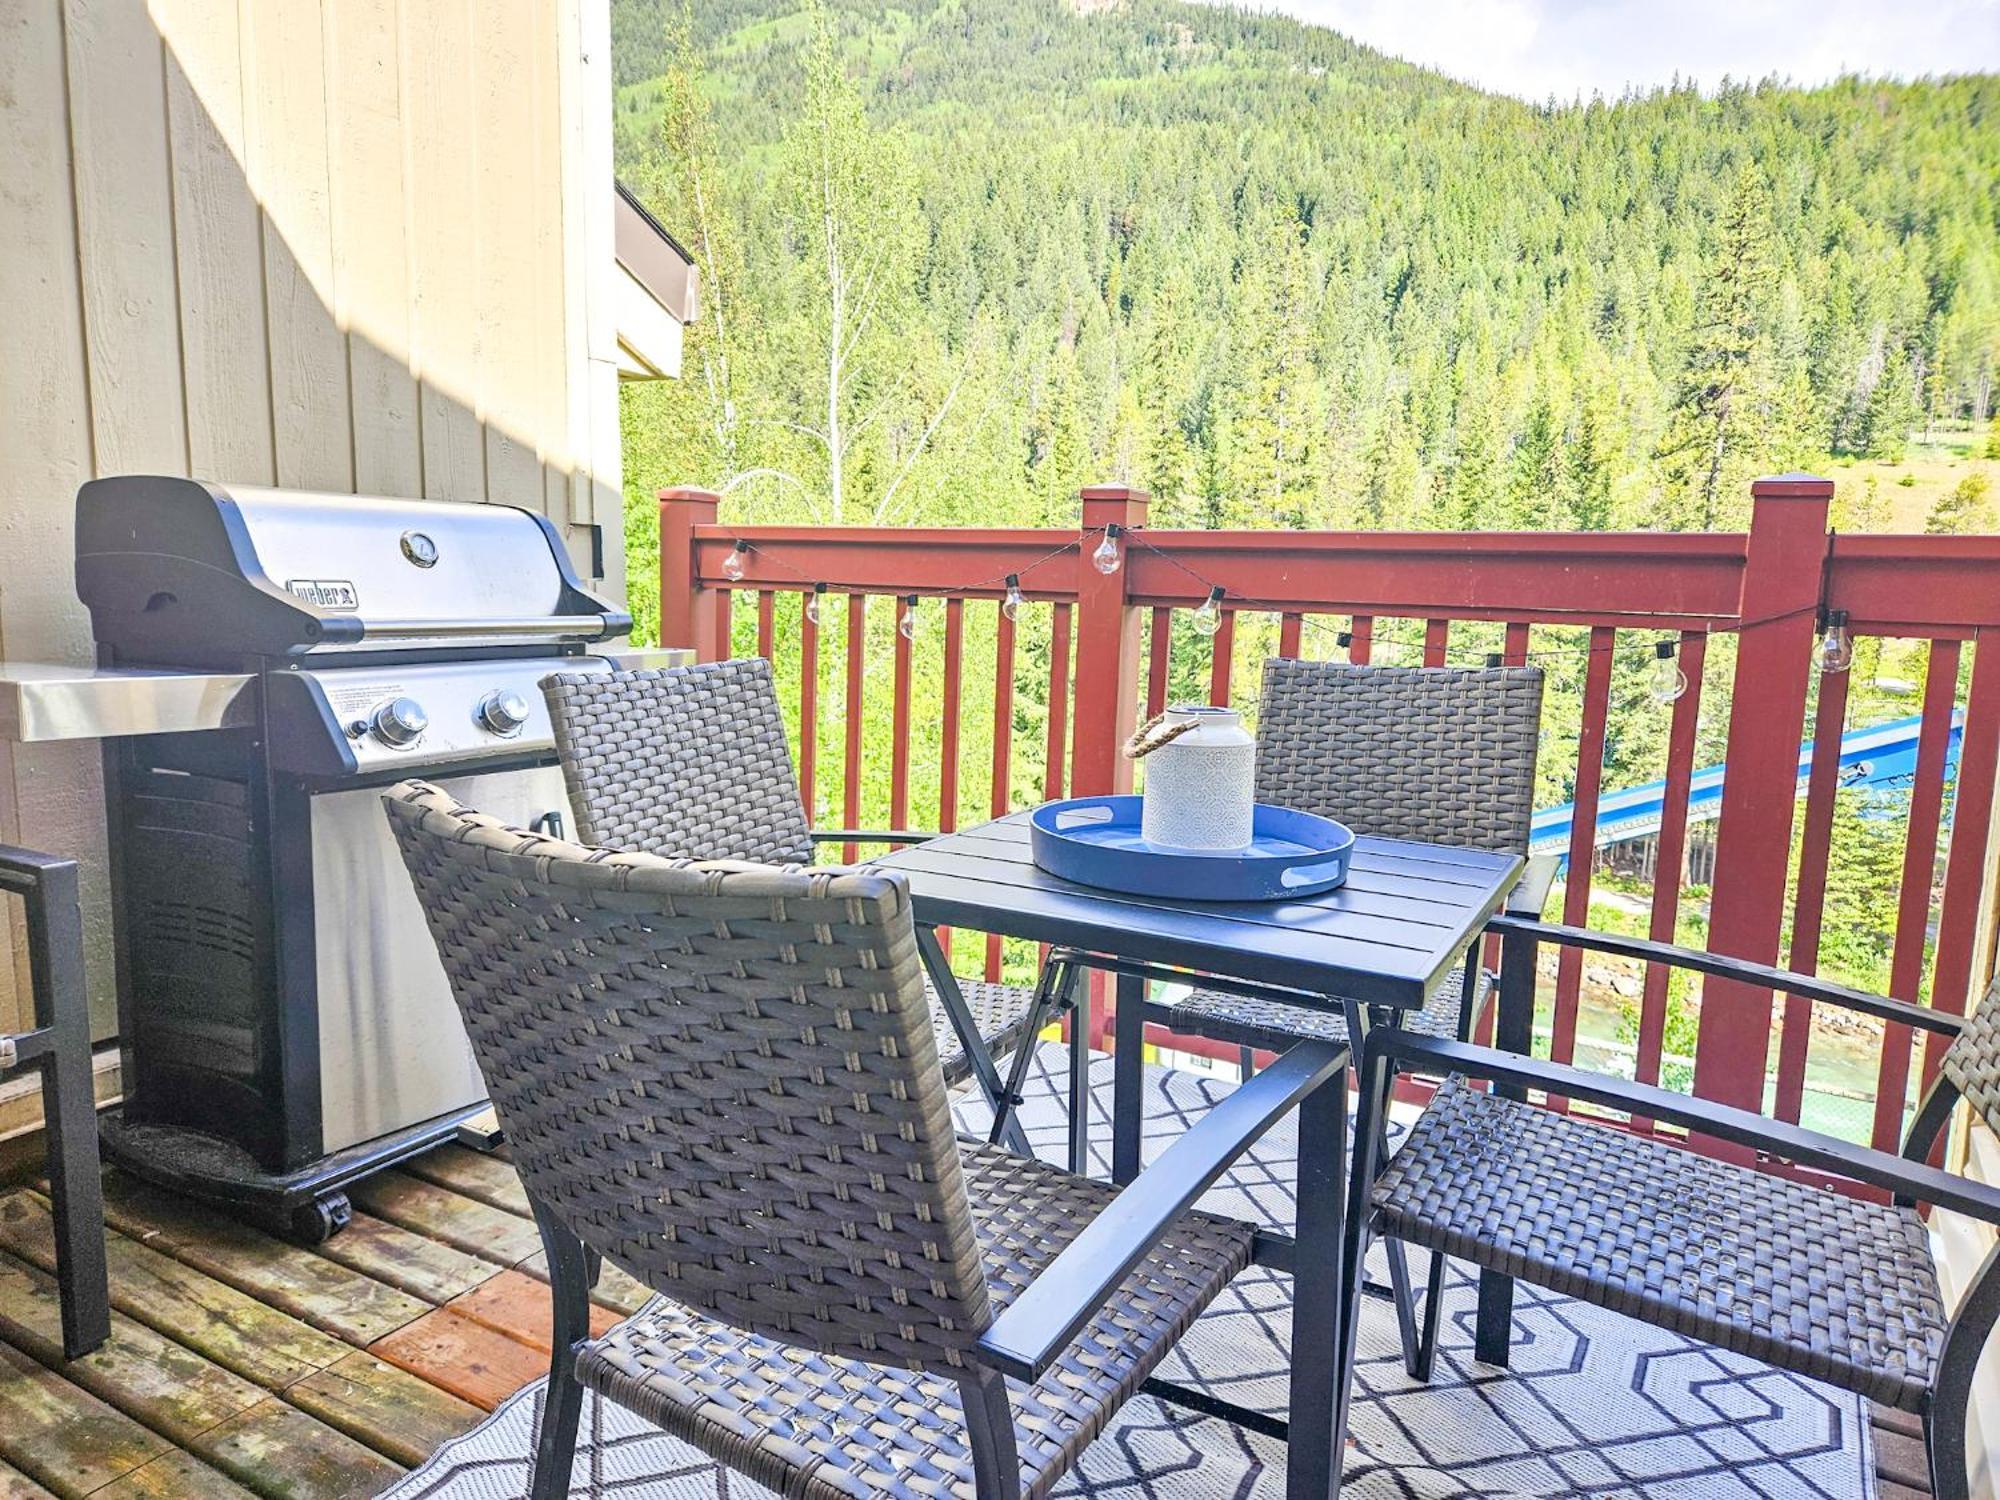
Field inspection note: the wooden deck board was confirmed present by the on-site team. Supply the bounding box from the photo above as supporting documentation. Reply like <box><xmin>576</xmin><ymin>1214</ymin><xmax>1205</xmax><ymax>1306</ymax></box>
<box><xmin>0</xmin><ymin>1196</ymin><xmax>347</xmax><ymax>1391</ymax></box>
<box><xmin>194</xmin><ymin>1400</ymin><xmax>402</xmax><ymax>1500</ymax></box>
<box><xmin>309</xmin><ymin>1211</ymin><xmax>497</xmax><ymax>1307</ymax></box>
<box><xmin>90</xmin><ymin>1175</ymin><xmax>431</xmax><ymax>1346</ymax></box>
<box><xmin>444</xmin><ymin>1268</ymin><xmax>621</xmax><ymax>1353</ymax></box>
<box><xmin>0</xmin><ymin>1341</ymin><xmax>168</xmax><ymax>1497</ymax></box>
<box><xmin>0</xmin><ymin>1249</ymin><xmax>268</xmax><ymax>1441</ymax></box>
<box><xmin>399</xmin><ymin>1144</ymin><xmax>531</xmax><ymax>1218</ymax></box>
<box><xmin>0</xmin><ymin>1457</ymin><xmax>56</xmax><ymax>1500</ymax></box>
<box><xmin>517</xmin><ymin>1247</ymin><xmax>653</xmax><ymax>1315</ymax></box>
<box><xmin>284</xmin><ymin>1351</ymin><xmax>484</xmax><ymax>1469</ymax></box>
<box><xmin>89</xmin><ymin>1450</ymin><xmax>259</xmax><ymax>1499</ymax></box>
<box><xmin>369</xmin><ymin>1306</ymin><xmax>550</xmax><ymax>1411</ymax></box>
<box><xmin>347</xmin><ymin>1172</ymin><xmax>542</xmax><ymax>1266</ymax></box>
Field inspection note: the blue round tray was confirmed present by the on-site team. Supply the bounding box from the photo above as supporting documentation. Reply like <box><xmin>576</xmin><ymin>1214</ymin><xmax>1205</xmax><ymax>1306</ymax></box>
<box><xmin>1029</xmin><ymin>796</ymin><xmax>1354</xmax><ymax>901</ymax></box>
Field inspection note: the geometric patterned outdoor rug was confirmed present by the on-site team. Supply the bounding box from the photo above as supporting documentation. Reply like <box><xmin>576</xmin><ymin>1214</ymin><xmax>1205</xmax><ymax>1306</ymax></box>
<box><xmin>381</xmin><ymin>1044</ymin><xmax>1876</xmax><ymax>1500</ymax></box>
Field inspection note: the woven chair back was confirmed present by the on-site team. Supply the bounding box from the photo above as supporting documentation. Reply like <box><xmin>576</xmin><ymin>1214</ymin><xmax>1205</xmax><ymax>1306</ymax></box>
<box><xmin>542</xmin><ymin>657</ymin><xmax>814</xmax><ymax>865</ymax></box>
<box><xmin>1941</xmin><ymin>974</ymin><xmax>2000</xmax><ymax>1138</ymax></box>
<box><xmin>1253</xmin><ymin>659</ymin><xmax>1544</xmax><ymax>853</ymax></box>
<box><xmin>382</xmin><ymin>780</ymin><xmax>995</xmax><ymax>1372</ymax></box>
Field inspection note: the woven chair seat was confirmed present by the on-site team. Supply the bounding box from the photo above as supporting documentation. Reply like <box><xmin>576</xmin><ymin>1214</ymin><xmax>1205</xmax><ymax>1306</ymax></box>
<box><xmin>1167</xmin><ymin>965</ymin><xmax>1490</xmax><ymax>1053</ymax></box>
<box><xmin>576</xmin><ymin>1140</ymin><xmax>1254</xmax><ymax>1500</ymax></box>
<box><xmin>1372</xmin><ymin>1076</ymin><xmax>1947</xmax><ymax>1410</ymax></box>
<box><xmin>928</xmin><ymin>976</ymin><xmax>1039</xmax><ymax>1089</ymax></box>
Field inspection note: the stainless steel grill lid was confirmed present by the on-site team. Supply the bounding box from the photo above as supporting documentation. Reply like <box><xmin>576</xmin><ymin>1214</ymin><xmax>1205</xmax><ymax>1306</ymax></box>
<box><xmin>75</xmin><ymin>476</ymin><xmax>629</xmax><ymax>662</ymax></box>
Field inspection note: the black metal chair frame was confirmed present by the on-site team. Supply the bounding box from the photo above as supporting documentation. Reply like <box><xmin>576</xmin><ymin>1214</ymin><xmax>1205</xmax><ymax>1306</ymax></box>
<box><xmin>0</xmin><ymin>846</ymin><xmax>109</xmax><ymax>1359</ymax></box>
<box><xmin>1344</xmin><ymin>914</ymin><xmax>2000</xmax><ymax>1500</ymax></box>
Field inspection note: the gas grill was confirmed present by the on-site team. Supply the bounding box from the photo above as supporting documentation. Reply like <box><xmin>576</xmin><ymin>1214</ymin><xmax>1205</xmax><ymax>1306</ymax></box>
<box><xmin>74</xmin><ymin>476</ymin><xmax>645</xmax><ymax>1241</ymax></box>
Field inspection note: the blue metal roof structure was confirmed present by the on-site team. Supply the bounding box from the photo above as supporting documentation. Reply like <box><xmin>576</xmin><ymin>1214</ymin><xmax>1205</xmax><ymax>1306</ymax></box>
<box><xmin>1528</xmin><ymin>711</ymin><xmax>1967</xmax><ymax>860</ymax></box>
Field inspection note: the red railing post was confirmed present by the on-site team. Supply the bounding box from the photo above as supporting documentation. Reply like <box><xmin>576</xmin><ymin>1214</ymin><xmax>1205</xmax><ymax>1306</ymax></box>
<box><xmin>1070</xmin><ymin>486</ymin><xmax>1150</xmax><ymax>797</ymax></box>
<box><xmin>657</xmin><ymin>487</ymin><xmax>724</xmax><ymax>659</ymax></box>
<box><xmin>1692</xmin><ymin>473</ymin><xmax>1834</xmax><ymax>1114</ymax></box>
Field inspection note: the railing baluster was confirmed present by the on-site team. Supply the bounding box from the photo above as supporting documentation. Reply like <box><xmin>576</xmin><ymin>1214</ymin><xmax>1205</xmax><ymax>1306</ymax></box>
<box><xmin>1208</xmin><ymin>609</ymin><xmax>1234</xmax><ymax>707</ymax></box>
<box><xmin>1775</xmin><ymin>661</ymin><xmax>1850</xmax><ymax>1123</ymax></box>
<box><xmin>1473</xmin><ymin>620</ymin><xmax>1537</xmax><ymax>1046</ymax></box>
<box><xmin>1551</xmin><ymin>625</ymin><xmax>1617</xmax><ymax>1097</ymax></box>
<box><xmin>756</xmin><ymin>589</ymin><xmax>775</xmax><ymax>661</ymax></box>
<box><xmin>937</xmin><ymin>597</ymin><xmax>964</xmax><ymax>964</ymax></box>
<box><xmin>986</xmin><ymin>601</ymin><xmax>1017</xmax><ymax>982</ymax></box>
<box><xmin>1279</xmin><ymin>611</ymin><xmax>1303</xmax><ymax>659</ymax></box>
<box><xmin>1636</xmin><ymin>631</ymin><xmax>1707</xmax><ymax>1113</ymax></box>
<box><xmin>1146</xmin><ymin>607</ymin><xmax>1171</xmax><ymax>718</ymax></box>
<box><xmin>1422</xmin><ymin>618</ymin><xmax>1448</xmax><ymax>666</ymax></box>
<box><xmin>799</xmin><ymin>591</ymin><xmax>819</xmax><ymax>824</ymax></box>
<box><xmin>1349</xmin><ymin>615</ymin><xmax>1372</xmax><ymax>664</ymax></box>
<box><xmin>843</xmin><ymin>594</ymin><xmax>866</xmax><ymax>862</ymax></box>
<box><xmin>941</xmin><ymin>598</ymin><xmax>964</xmax><ymax>832</ymax></box>
<box><xmin>1925</xmin><ymin>636</ymin><xmax>2000</xmax><ymax>1110</ymax></box>
<box><xmin>1045</xmin><ymin>603</ymin><xmax>1072</xmax><ymax>801</ymax></box>
<box><xmin>1872</xmin><ymin>640</ymin><xmax>1961</xmax><ymax>1151</ymax></box>
<box><xmin>714</xmin><ymin>588</ymin><xmax>733</xmax><ymax>658</ymax></box>
<box><xmin>891</xmin><ymin>597</ymin><xmax>914</xmax><ymax>835</ymax></box>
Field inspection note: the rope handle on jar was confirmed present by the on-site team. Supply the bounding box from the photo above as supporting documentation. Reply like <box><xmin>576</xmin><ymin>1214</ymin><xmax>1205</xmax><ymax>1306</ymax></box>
<box><xmin>1123</xmin><ymin>713</ymin><xmax>1198</xmax><ymax>760</ymax></box>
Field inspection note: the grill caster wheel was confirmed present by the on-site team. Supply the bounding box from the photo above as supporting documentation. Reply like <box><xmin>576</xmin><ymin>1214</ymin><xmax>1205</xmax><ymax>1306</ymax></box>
<box><xmin>290</xmin><ymin>1192</ymin><xmax>351</xmax><ymax>1245</ymax></box>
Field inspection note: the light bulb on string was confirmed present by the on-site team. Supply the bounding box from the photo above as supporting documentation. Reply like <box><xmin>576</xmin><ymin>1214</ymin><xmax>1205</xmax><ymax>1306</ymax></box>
<box><xmin>1817</xmin><ymin>609</ymin><xmax>1854</xmax><ymax>675</ymax></box>
<box><xmin>1092</xmin><ymin>523</ymin><xmax>1124</xmax><ymax>576</ymax></box>
<box><xmin>1191</xmin><ymin>585</ymin><xmax>1225</xmax><ymax>637</ymax></box>
<box><xmin>1002</xmin><ymin>574</ymin><xmax>1025</xmax><ymax>622</ymax></box>
<box><xmin>721</xmin><ymin>541</ymin><xmax>748</xmax><ymax>583</ymax></box>
<box><xmin>1650</xmin><ymin>639</ymin><xmax>1688</xmax><ymax>703</ymax></box>
<box><xmin>898</xmin><ymin>595</ymin><xmax>919</xmax><ymax>641</ymax></box>
<box><xmin>804</xmin><ymin>582</ymin><xmax>826</xmax><ymax>627</ymax></box>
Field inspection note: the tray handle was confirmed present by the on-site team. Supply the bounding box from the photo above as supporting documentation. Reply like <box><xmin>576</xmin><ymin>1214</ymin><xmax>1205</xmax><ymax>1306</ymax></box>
<box><xmin>1280</xmin><ymin>857</ymin><xmax>1348</xmax><ymax>889</ymax></box>
<box><xmin>1048</xmin><ymin>800</ymin><xmax>1120</xmax><ymax>831</ymax></box>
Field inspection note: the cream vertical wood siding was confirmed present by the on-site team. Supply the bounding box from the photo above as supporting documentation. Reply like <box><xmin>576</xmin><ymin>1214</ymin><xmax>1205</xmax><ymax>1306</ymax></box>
<box><xmin>0</xmin><ymin>0</ymin><xmax>624</xmax><ymax>1038</ymax></box>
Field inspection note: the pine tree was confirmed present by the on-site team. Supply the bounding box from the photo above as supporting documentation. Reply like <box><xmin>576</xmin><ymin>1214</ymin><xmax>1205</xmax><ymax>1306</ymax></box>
<box><xmin>1859</xmin><ymin>347</ymin><xmax>1921</xmax><ymax>462</ymax></box>
<box><xmin>1656</xmin><ymin>165</ymin><xmax>1779</xmax><ymax>529</ymax></box>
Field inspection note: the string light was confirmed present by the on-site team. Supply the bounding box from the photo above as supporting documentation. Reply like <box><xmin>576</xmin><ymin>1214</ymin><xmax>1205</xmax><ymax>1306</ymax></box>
<box><xmin>1191</xmin><ymin>585</ymin><xmax>1225</xmax><ymax>636</ymax></box>
<box><xmin>1649</xmin><ymin>639</ymin><xmax>1688</xmax><ymax>703</ymax></box>
<box><xmin>719</xmin><ymin>523</ymin><xmax>1844</xmax><ymax>684</ymax></box>
<box><xmin>1092</xmin><ymin>523</ymin><xmax>1124</xmax><ymax>576</ymax></box>
<box><xmin>1817</xmin><ymin>609</ymin><xmax>1854</xmax><ymax>675</ymax></box>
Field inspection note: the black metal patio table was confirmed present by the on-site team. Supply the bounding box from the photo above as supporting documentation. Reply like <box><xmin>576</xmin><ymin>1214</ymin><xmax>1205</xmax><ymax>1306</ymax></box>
<box><xmin>871</xmin><ymin>809</ymin><xmax>1522</xmax><ymax>1500</ymax></box>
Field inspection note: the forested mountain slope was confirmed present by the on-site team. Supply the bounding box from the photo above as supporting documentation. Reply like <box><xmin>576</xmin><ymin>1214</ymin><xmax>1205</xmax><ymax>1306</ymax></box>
<box><xmin>613</xmin><ymin>0</ymin><xmax>1999</xmax><ymax>537</ymax></box>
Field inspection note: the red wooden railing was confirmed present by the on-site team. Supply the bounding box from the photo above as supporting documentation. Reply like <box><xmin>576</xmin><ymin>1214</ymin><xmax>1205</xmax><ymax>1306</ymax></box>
<box><xmin>658</xmin><ymin>477</ymin><xmax>2000</xmax><ymax>1156</ymax></box>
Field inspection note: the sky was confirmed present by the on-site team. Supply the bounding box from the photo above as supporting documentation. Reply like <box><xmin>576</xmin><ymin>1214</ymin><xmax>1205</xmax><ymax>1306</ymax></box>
<box><xmin>1206</xmin><ymin>0</ymin><xmax>2000</xmax><ymax>101</ymax></box>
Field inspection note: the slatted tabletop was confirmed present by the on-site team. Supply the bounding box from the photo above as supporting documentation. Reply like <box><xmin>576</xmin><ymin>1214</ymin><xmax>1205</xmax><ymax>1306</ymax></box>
<box><xmin>872</xmin><ymin>812</ymin><xmax>1522</xmax><ymax>1008</ymax></box>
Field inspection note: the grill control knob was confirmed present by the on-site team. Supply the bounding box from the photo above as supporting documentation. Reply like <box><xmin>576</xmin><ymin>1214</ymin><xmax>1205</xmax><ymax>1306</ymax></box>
<box><xmin>371</xmin><ymin>696</ymin><xmax>428</xmax><ymax>749</ymax></box>
<box><xmin>477</xmin><ymin>689</ymin><xmax>530</xmax><ymax>737</ymax></box>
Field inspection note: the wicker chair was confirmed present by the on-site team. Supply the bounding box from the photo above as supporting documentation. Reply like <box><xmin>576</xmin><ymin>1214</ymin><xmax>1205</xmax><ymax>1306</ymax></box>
<box><xmin>1348</xmin><ymin>922</ymin><xmax>2000</xmax><ymax>1500</ymax></box>
<box><xmin>1146</xmin><ymin>658</ymin><xmax>1547</xmax><ymax>1063</ymax></box>
<box><xmin>1075</xmin><ymin>660</ymin><xmax>1548</xmax><ymax>1367</ymax></box>
<box><xmin>540</xmin><ymin>656</ymin><xmax>1043</xmax><ymax>1147</ymax></box>
<box><xmin>383</xmin><ymin>780</ymin><xmax>1352</xmax><ymax>1500</ymax></box>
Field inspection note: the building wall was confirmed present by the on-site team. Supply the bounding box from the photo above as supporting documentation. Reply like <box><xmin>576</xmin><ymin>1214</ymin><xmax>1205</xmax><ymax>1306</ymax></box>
<box><xmin>0</xmin><ymin>0</ymin><xmax>624</xmax><ymax>1043</ymax></box>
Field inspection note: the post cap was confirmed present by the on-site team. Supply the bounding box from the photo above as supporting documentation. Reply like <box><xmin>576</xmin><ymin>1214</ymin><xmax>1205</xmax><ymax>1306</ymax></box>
<box><xmin>658</xmin><ymin>486</ymin><xmax>722</xmax><ymax>507</ymax></box>
<box><xmin>1749</xmin><ymin>473</ymin><xmax>1835</xmax><ymax>500</ymax></box>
